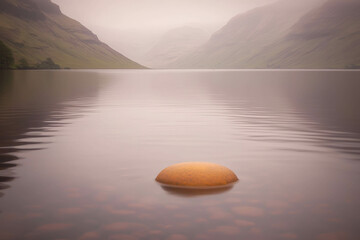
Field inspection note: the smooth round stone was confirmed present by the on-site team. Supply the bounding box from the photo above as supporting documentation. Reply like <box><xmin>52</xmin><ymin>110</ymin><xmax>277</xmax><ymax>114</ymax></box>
<box><xmin>156</xmin><ymin>162</ymin><xmax>238</xmax><ymax>188</ymax></box>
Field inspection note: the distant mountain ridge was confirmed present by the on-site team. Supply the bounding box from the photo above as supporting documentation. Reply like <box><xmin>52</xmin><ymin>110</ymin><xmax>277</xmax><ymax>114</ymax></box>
<box><xmin>0</xmin><ymin>0</ymin><xmax>143</xmax><ymax>69</ymax></box>
<box><xmin>170</xmin><ymin>0</ymin><xmax>360</xmax><ymax>69</ymax></box>
<box><xmin>143</xmin><ymin>26</ymin><xmax>210</xmax><ymax>68</ymax></box>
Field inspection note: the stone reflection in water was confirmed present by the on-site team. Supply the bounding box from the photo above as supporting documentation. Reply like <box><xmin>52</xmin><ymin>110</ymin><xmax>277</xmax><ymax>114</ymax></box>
<box><xmin>161</xmin><ymin>185</ymin><xmax>234</xmax><ymax>197</ymax></box>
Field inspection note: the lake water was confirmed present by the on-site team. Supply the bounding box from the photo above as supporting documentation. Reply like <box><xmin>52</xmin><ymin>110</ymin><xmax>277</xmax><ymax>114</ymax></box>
<box><xmin>0</xmin><ymin>70</ymin><xmax>360</xmax><ymax>240</ymax></box>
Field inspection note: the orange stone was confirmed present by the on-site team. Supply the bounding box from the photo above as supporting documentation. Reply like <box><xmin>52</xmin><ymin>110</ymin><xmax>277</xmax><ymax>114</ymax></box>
<box><xmin>156</xmin><ymin>162</ymin><xmax>238</xmax><ymax>188</ymax></box>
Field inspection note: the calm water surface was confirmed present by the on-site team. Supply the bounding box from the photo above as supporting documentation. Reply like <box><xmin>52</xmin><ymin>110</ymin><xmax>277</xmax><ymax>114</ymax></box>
<box><xmin>0</xmin><ymin>70</ymin><xmax>360</xmax><ymax>240</ymax></box>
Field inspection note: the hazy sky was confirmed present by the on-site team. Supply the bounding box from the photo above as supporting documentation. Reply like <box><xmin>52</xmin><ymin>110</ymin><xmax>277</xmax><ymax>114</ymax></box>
<box><xmin>52</xmin><ymin>0</ymin><xmax>275</xmax><ymax>31</ymax></box>
<box><xmin>51</xmin><ymin>0</ymin><xmax>278</xmax><ymax>62</ymax></box>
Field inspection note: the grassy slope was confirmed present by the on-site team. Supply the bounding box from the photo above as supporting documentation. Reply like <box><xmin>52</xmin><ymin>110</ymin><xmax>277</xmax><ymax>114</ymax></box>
<box><xmin>0</xmin><ymin>0</ymin><xmax>143</xmax><ymax>69</ymax></box>
<box><xmin>246</xmin><ymin>0</ymin><xmax>360</xmax><ymax>69</ymax></box>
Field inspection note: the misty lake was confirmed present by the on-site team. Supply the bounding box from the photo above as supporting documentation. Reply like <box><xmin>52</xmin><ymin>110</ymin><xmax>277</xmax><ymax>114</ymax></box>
<box><xmin>0</xmin><ymin>70</ymin><xmax>360</xmax><ymax>240</ymax></box>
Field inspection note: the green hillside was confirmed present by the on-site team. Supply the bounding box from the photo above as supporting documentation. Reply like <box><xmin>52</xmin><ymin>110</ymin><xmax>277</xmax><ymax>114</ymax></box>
<box><xmin>0</xmin><ymin>0</ymin><xmax>143</xmax><ymax>69</ymax></box>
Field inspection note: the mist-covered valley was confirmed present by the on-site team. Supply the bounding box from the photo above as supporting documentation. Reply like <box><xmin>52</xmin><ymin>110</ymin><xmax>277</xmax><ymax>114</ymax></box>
<box><xmin>52</xmin><ymin>0</ymin><xmax>360</xmax><ymax>69</ymax></box>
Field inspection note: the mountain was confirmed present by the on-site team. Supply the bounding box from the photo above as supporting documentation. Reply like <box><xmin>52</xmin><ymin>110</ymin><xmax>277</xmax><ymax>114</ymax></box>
<box><xmin>246</xmin><ymin>0</ymin><xmax>360</xmax><ymax>69</ymax></box>
<box><xmin>143</xmin><ymin>26</ymin><xmax>211</xmax><ymax>68</ymax></box>
<box><xmin>0</xmin><ymin>0</ymin><xmax>143</xmax><ymax>69</ymax></box>
<box><xmin>170</xmin><ymin>0</ymin><xmax>360</xmax><ymax>69</ymax></box>
<box><xmin>170</xmin><ymin>0</ymin><xmax>325</xmax><ymax>69</ymax></box>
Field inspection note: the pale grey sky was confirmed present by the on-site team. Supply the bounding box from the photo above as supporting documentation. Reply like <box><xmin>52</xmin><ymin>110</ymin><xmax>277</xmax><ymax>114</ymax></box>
<box><xmin>52</xmin><ymin>0</ymin><xmax>276</xmax><ymax>31</ymax></box>
<box><xmin>51</xmin><ymin>0</ymin><xmax>280</xmax><ymax>62</ymax></box>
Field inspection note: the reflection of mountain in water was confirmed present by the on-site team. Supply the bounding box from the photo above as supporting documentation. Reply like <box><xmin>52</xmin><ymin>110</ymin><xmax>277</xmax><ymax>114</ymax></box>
<box><xmin>203</xmin><ymin>71</ymin><xmax>360</xmax><ymax>158</ymax></box>
<box><xmin>281</xmin><ymin>71</ymin><xmax>360</xmax><ymax>156</ymax></box>
<box><xmin>0</xmin><ymin>70</ymin><xmax>105</xmax><ymax>197</ymax></box>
